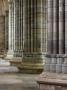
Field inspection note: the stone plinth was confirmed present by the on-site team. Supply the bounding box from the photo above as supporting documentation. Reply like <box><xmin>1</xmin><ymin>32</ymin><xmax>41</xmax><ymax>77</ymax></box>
<box><xmin>37</xmin><ymin>72</ymin><xmax>67</xmax><ymax>90</ymax></box>
<box><xmin>19</xmin><ymin>53</ymin><xmax>44</xmax><ymax>74</ymax></box>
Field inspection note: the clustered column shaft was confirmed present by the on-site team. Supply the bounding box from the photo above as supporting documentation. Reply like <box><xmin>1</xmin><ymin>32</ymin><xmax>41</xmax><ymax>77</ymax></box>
<box><xmin>57</xmin><ymin>0</ymin><xmax>65</xmax><ymax>73</ymax></box>
<box><xmin>6</xmin><ymin>0</ymin><xmax>46</xmax><ymax>71</ymax></box>
<box><xmin>50</xmin><ymin>0</ymin><xmax>59</xmax><ymax>72</ymax></box>
<box><xmin>22</xmin><ymin>0</ymin><xmax>46</xmax><ymax>69</ymax></box>
<box><xmin>6</xmin><ymin>0</ymin><xmax>23</xmax><ymax>60</ymax></box>
<box><xmin>45</xmin><ymin>0</ymin><xmax>53</xmax><ymax>72</ymax></box>
<box><xmin>46</xmin><ymin>0</ymin><xmax>65</xmax><ymax>73</ymax></box>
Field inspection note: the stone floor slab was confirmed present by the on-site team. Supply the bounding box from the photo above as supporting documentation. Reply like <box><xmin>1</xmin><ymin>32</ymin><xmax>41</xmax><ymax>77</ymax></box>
<box><xmin>0</xmin><ymin>73</ymin><xmax>39</xmax><ymax>90</ymax></box>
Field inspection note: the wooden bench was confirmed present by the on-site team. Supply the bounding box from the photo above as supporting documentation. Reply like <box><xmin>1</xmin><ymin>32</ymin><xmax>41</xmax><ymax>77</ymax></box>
<box><xmin>37</xmin><ymin>72</ymin><xmax>67</xmax><ymax>90</ymax></box>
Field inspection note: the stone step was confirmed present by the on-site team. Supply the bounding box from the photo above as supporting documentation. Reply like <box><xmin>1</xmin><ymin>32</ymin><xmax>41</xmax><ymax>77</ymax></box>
<box><xmin>0</xmin><ymin>66</ymin><xmax>19</xmax><ymax>73</ymax></box>
<box><xmin>0</xmin><ymin>59</ymin><xmax>19</xmax><ymax>73</ymax></box>
<box><xmin>0</xmin><ymin>59</ymin><xmax>10</xmax><ymax>66</ymax></box>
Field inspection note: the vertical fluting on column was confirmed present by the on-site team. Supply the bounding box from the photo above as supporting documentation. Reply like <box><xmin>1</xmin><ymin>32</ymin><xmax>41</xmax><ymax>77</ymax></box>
<box><xmin>45</xmin><ymin>0</ymin><xmax>53</xmax><ymax>72</ymax></box>
<box><xmin>11</xmin><ymin>0</ymin><xmax>14</xmax><ymax>51</ymax></box>
<box><xmin>59</xmin><ymin>0</ymin><xmax>65</xmax><ymax>54</ymax></box>
<box><xmin>50</xmin><ymin>0</ymin><xmax>59</xmax><ymax>72</ymax></box>
<box><xmin>65</xmin><ymin>0</ymin><xmax>67</xmax><ymax>54</ymax></box>
<box><xmin>47</xmin><ymin>0</ymin><xmax>53</xmax><ymax>54</ymax></box>
<box><xmin>36</xmin><ymin>0</ymin><xmax>46</xmax><ymax>53</ymax></box>
<box><xmin>53</xmin><ymin>0</ymin><xmax>59</xmax><ymax>54</ymax></box>
<box><xmin>63</xmin><ymin>0</ymin><xmax>67</xmax><ymax>74</ymax></box>
<box><xmin>13</xmin><ymin>0</ymin><xmax>23</xmax><ymax>58</ymax></box>
<box><xmin>14</xmin><ymin>0</ymin><xmax>19</xmax><ymax>57</ymax></box>
<box><xmin>20</xmin><ymin>0</ymin><xmax>23</xmax><ymax>53</ymax></box>
<box><xmin>13</xmin><ymin>0</ymin><xmax>15</xmax><ymax>53</ymax></box>
<box><xmin>6</xmin><ymin>0</ymin><xmax>14</xmax><ymax>58</ymax></box>
<box><xmin>14</xmin><ymin>0</ymin><xmax>23</xmax><ymax>57</ymax></box>
<box><xmin>5</xmin><ymin>11</ymin><xmax>9</xmax><ymax>51</ymax></box>
<box><xmin>45</xmin><ymin>0</ymin><xmax>47</xmax><ymax>53</ymax></box>
<box><xmin>57</xmin><ymin>0</ymin><xmax>65</xmax><ymax>73</ymax></box>
<box><xmin>23</xmin><ymin>0</ymin><xmax>28</xmax><ymax>53</ymax></box>
<box><xmin>22</xmin><ymin>0</ymin><xmax>46</xmax><ymax>73</ymax></box>
<box><xmin>6</xmin><ymin>0</ymin><xmax>23</xmax><ymax>61</ymax></box>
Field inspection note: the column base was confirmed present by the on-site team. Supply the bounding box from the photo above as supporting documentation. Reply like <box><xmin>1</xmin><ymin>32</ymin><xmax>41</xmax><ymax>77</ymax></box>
<box><xmin>18</xmin><ymin>63</ymin><xmax>44</xmax><ymax>74</ymax></box>
<box><xmin>9</xmin><ymin>58</ymin><xmax>22</xmax><ymax>66</ymax></box>
<box><xmin>5</xmin><ymin>50</ymin><xmax>23</xmax><ymax>66</ymax></box>
<box><xmin>18</xmin><ymin>53</ymin><xmax>44</xmax><ymax>73</ymax></box>
<box><xmin>37</xmin><ymin>72</ymin><xmax>67</xmax><ymax>90</ymax></box>
<box><xmin>6</xmin><ymin>50</ymin><xmax>15</xmax><ymax>59</ymax></box>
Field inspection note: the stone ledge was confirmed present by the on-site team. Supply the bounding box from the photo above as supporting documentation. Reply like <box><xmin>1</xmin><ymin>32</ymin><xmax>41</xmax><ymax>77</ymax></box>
<box><xmin>37</xmin><ymin>72</ymin><xmax>67</xmax><ymax>90</ymax></box>
<box><xmin>44</xmin><ymin>53</ymin><xmax>67</xmax><ymax>58</ymax></box>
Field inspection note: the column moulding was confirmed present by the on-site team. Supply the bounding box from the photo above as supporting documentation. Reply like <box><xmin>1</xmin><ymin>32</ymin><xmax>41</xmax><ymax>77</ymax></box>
<box><xmin>19</xmin><ymin>0</ymin><xmax>46</xmax><ymax>73</ymax></box>
<box><xmin>6</xmin><ymin>0</ymin><xmax>23</xmax><ymax>65</ymax></box>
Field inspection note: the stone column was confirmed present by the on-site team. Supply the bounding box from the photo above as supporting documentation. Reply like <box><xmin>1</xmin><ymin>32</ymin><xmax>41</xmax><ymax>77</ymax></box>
<box><xmin>47</xmin><ymin>0</ymin><xmax>53</xmax><ymax>54</ymax></box>
<box><xmin>53</xmin><ymin>0</ymin><xmax>59</xmax><ymax>54</ymax></box>
<box><xmin>63</xmin><ymin>0</ymin><xmax>67</xmax><ymax>74</ymax></box>
<box><xmin>45</xmin><ymin>0</ymin><xmax>53</xmax><ymax>72</ymax></box>
<box><xmin>5</xmin><ymin>11</ymin><xmax>9</xmax><ymax>52</ymax></box>
<box><xmin>6</xmin><ymin>0</ymin><xmax>23</xmax><ymax>62</ymax></box>
<box><xmin>6</xmin><ymin>0</ymin><xmax>13</xmax><ymax>59</ymax></box>
<box><xmin>21</xmin><ymin>0</ymin><xmax>46</xmax><ymax>73</ymax></box>
<box><xmin>50</xmin><ymin>0</ymin><xmax>59</xmax><ymax>72</ymax></box>
<box><xmin>65</xmin><ymin>0</ymin><xmax>67</xmax><ymax>54</ymax></box>
<box><xmin>57</xmin><ymin>0</ymin><xmax>65</xmax><ymax>73</ymax></box>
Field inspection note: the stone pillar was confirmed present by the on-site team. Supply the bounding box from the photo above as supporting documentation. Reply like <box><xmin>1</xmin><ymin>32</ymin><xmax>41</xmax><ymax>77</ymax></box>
<box><xmin>65</xmin><ymin>0</ymin><xmax>67</xmax><ymax>54</ymax></box>
<box><xmin>63</xmin><ymin>0</ymin><xmax>67</xmax><ymax>74</ymax></box>
<box><xmin>45</xmin><ymin>0</ymin><xmax>65</xmax><ymax>73</ymax></box>
<box><xmin>50</xmin><ymin>0</ymin><xmax>59</xmax><ymax>72</ymax></box>
<box><xmin>47</xmin><ymin>0</ymin><xmax>53</xmax><ymax>54</ymax></box>
<box><xmin>59</xmin><ymin>0</ymin><xmax>65</xmax><ymax>54</ymax></box>
<box><xmin>5</xmin><ymin>11</ymin><xmax>9</xmax><ymax>52</ymax></box>
<box><xmin>53</xmin><ymin>0</ymin><xmax>59</xmax><ymax>54</ymax></box>
<box><xmin>21</xmin><ymin>0</ymin><xmax>46</xmax><ymax>73</ymax></box>
<box><xmin>6</xmin><ymin>0</ymin><xmax>23</xmax><ymax>62</ymax></box>
<box><xmin>57</xmin><ymin>0</ymin><xmax>65</xmax><ymax>73</ymax></box>
<box><xmin>45</xmin><ymin>0</ymin><xmax>53</xmax><ymax>72</ymax></box>
<box><xmin>7</xmin><ymin>2</ymin><xmax>13</xmax><ymax>58</ymax></box>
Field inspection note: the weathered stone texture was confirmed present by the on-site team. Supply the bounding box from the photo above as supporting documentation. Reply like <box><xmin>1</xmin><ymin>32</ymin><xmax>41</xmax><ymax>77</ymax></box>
<box><xmin>39</xmin><ymin>84</ymin><xmax>67</xmax><ymax>90</ymax></box>
<box><xmin>37</xmin><ymin>72</ymin><xmax>67</xmax><ymax>90</ymax></box>
<box><xmin>0</xmin><ymin>16</ymin><xmax>5</xmax><ymax>50</ymax></box>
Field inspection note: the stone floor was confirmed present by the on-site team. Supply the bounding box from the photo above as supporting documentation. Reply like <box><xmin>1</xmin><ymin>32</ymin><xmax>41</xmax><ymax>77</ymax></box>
<box><xmin>0</xmin><ymin>59</ymin><xmax>39</xmax><ymax>90</ymax></box>
<box><xmin>18</xmin><ymin>74</ymin><xmax>39</xmax><ymax>90</ymax></box>
<box><xmin>0</xmin><ymin>73</ymin><xmax>39</xmax><ymax>90</ymax></box>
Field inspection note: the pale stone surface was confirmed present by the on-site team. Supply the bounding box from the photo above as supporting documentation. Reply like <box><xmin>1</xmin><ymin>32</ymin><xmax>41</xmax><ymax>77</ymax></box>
<box><xmin>0</xmin><ymin>59</ymin><xmax>10</xmax><ymax>66</ymax></box>
<box><xmin>39</xmin><ymin>84</ymin><xmax>67</xmax><ymax>90</ymax></box>
<box><xmin>37</xmin><ymin>72</ymin><xmax>67</xmax><ymax>90</ymax></box>
<box><xmin>40</xmin><ymin>84</ymin><xmax>55</xmax><ymax>90</ymax></box>
<box><xmin>0</xmin><ymin>58</ymin><xmax>19</xmax><ymax>73</ymax></box>
<box><xmin>0</xmin><ymin>74</ymin><xmax>39</xmax><ymax>90</ymax></box>
<box><xmin>0</xmin><ymin>66</ymin><xmax>19</xmax><ymax>73</ymax></box>
<box><xmin>0</xmin><ymin>74</ymin><xmax>23</xmax><ymax>90</ymax></box>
